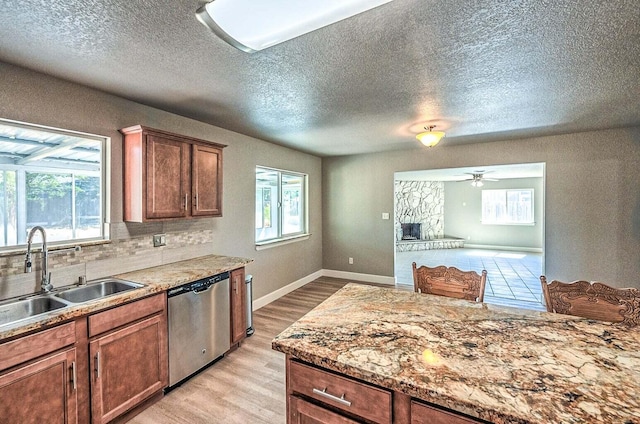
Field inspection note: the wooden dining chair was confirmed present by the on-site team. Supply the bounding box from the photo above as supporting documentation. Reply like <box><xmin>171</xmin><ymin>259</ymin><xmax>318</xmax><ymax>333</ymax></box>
<box><xmin>412</xmin><ymin>263</ymin><xmax>487</xmax><ymax>302</ymax></box>
<box><xmin>540</xmin><ymin>276</ymin><xmax>640</xmax><ymax>327</ymax></box>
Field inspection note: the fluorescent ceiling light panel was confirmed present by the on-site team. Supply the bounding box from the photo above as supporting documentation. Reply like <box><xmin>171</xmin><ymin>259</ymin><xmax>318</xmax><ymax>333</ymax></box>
<box><xmin>196</xmin><ymin>0</ymin><xmax>393</xmax><ymax>53</ymax></box>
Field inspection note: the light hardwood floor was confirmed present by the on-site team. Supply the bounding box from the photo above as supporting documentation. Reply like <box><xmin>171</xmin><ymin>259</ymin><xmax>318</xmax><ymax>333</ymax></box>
<box><xmin>129</xmin><ymin>277</ymin><xmax>387</xmax><ymax>424</ymax></box>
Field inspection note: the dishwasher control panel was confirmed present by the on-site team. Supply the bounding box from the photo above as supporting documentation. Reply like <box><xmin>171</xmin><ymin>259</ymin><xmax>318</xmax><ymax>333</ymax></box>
<box><xmin>168</xmin><ymin>271</ymin><xmax>230</xmax><ymax>297</ymax></box>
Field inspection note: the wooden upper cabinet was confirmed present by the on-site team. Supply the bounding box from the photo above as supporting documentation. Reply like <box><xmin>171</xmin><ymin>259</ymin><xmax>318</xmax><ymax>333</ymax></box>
<box><xmin>192</xmin><ymin>143</ymin><xmax>222</xmax><ymax>217</ymax></box>
<box><xmin>121</xmin><ymin>125</ymin><xmax>226</xmax><ymax>222</ymax></box>
<box><xmin>146</xmin><ymin>134</ymin><xmax>190</xmax><ymax>220</ymax></box>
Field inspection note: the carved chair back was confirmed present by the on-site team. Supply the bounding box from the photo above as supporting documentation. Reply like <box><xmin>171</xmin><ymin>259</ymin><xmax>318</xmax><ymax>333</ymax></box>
<box><xmin>412</xmin><ymin>263</ymin><xmax>487</xmax><ymax>302</ymax></box>
<box><xmin>540</xmin><ymin>276</ymin><xmax>640</xmax><ymax>327</ymax></box>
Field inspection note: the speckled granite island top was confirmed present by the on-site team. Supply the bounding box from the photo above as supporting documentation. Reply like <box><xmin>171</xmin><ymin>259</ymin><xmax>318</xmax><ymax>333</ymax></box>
<box><xmin>0</xmin><ymin>254</ymin><xmax>252</xmax><ymax>340</ymax></box>
<box><xmin>272</xmin><ymin>283</ymin><xmax>640</xmax><ymax>424</ymax></box>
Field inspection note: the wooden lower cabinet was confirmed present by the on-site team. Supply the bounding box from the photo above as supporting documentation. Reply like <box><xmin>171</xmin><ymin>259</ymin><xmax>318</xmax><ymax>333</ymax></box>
<box><xmin>287</xmin><ymin>358</ymin><xmax>392</xmax><ymax>424</ymax></box>
<box><xmin>0</xmin><ymin>348</ymin><xmax>78</xmax><ymax>424</ymax></box>
<box><xmin>89</xmin><ymin>295</ymin><xmax>168</xmax><ymax>424</ymax></box>
<box><xmin>230</xmin><ymin>267</ymin><xmax>247</xmax><ymax>345</ymax></box>
<box><xmin>411</xmin><ymin>400</ymin><xmax>483</xmax><ymax>424</ymax></box>
<box><xmin>286</xmin><ymin>357</ymin><xmax>484</xmax><ymax>424</ymax></box>
<box><xmin>289</xmin><ymin>395</ymin><xmax>360</xmax><ymax>424</ymax></box>
<box><xmin>0</xmin><ymin>293</ymin><xmax>169</xmax><ymax>424</ymax></box>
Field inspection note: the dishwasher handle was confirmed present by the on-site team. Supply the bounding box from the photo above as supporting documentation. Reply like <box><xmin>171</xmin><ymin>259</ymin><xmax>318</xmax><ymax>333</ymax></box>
<box><xmin>192</xmin><ymin>284</ymin><xmax>214</xmax><ymax>294</ymax></box>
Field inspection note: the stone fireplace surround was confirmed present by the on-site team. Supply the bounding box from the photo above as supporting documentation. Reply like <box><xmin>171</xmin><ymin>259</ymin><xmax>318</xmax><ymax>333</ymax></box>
<box><xmin>395</xmin><ymin>180</ymin><xmax>464</xmax><ymax>251</ymax></box>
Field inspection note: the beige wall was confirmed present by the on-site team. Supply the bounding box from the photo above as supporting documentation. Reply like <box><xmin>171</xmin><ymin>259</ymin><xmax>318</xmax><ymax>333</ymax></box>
<box><xmin>443</xmin><ymin>177</ymin><xmax>544</xmax><ymax>249</ymax></box>
<box><xmin>3</xmin><ymin>60</ymin><xmax>638</xmax><ymax>302</ymax></box>
<box><xmin>0</xmin><ymin>62</ymin><xmax>323</xmax><ymax>301</ymax></box>
<box><xmin>323</xmin><ymin>127</ymin><xmax>640</xmax><ymax>287</ymax></box>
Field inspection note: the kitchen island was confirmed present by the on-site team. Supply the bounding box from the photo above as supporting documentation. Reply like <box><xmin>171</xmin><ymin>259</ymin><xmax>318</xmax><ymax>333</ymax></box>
<box><xmin>272</xmin><ymin>283</ymin><xmax>640</xmax><ymax>423</ymax></box>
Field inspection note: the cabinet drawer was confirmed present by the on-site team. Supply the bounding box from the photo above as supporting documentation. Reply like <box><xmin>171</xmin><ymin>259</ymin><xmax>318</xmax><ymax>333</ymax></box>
<box><xmin>289</xmin><ymin>395</ymin><xmax>360</xmax><ymax>424</ymax></box>
<box><xmin>0</xmin><ymin>321</ymin><xmax>75</xmax><ymax>371</ymax></box>
<box><xmin>289</xmin><ymin>360</ymin><xmax>391</xmax><ymax>424</ymax></box>
<box><xmin>89</xmin><ymin>293</ymin><xmax>165</xmax><ymax>337</ymax></box>
<box><xmin>411</xmin><ymin>400</ymin><xmax>484</xmax><ymax>424</ymax></box>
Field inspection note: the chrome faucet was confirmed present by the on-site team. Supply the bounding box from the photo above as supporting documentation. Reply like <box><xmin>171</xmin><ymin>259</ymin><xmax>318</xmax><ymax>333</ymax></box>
<box><xmin>24</xmin><ymin>226</ymin><xmax>52</xmax><ymax>293</ymax></box>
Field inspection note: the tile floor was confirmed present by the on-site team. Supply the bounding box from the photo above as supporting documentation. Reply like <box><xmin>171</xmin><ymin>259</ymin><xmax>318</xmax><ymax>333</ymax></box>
<box><xmin>395</xmin><ymin>248</ymin><xmax>546</xmax><ymax>311</ymax></box>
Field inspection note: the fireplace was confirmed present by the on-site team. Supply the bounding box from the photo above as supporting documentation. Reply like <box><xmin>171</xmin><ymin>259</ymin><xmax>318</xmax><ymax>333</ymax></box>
<box><xmin>401</xmin><ymin>223</ymin><xmax>421</xmax><ymax>240</ymax></box>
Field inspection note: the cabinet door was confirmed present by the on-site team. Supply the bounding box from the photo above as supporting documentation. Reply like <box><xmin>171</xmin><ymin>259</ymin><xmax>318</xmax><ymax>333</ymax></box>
<box><xmin>411</xmin><ymin>400</ymin><xmax>482</xmax><ymax>424</ymax></box>
<box><xmin>90</xmin><ymin>314</ymin><xmax>168</xmax><ymax>424</ymax></box>
<box><xmin>289</xmin><ymin>396</ymin><xmax>359</xmax><ymax>424</ymax></box>
<box><xmin>230</xmin><ymin>268</ymin><xmax>247</xmax><ymax>345</ymax></box>
<box><xmin>145</xmin><ymin>134</ymin><xmax>190</xmax><ymax>219</ymax></box>
<box><xmin>0</xmin><ymin>348</ymin><xmax>78</xmax><ymax>424</ymax></box>
<box><xmin>192</xmin><ymin>143</ymin><xmax>223</xmax><ymax>217</ymax></box>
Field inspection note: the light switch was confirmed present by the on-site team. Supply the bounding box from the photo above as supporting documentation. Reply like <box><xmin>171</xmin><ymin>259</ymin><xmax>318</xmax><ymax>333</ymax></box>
<box><xmin>381</xmin><ymin>213</ymin><xmax>390</xmax><ymax>220</ymax></box>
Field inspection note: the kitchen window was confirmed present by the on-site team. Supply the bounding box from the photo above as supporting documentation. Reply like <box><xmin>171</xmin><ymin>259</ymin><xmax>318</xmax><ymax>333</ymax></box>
<box><xmin>255</xmin><ymin>166</ymin><xmax>307</xmax><ymax>245</ymax></box>
<box><xmin>0</xmin><ymin>119</ymin><xmax>108</xmax><ymax>249</ymax></box>
<box><xmin>482</xmin><ymin>189</ymin><xmax>534</xmax><ymax>225</ymax></box>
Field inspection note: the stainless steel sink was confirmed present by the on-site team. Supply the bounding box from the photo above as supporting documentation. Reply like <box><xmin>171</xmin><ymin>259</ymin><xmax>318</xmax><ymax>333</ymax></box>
<box><xmin>0</xmin><ymin>296</ymin><xmax>69</xmax><ymax>327</ymax></box>
<box><xmin>54</xmin><ymin>278</ymin><xmax>143</xmax><ymax>303</ymax></box>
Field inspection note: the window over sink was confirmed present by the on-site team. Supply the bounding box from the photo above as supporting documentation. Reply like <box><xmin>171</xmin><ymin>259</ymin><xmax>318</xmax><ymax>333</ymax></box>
<box><xmin>0</xmin><ymin>118</ymin><xmax>109</xmax><ymax>249</ymax></box>
<box><xmin>255</xmin><ymin>166</ymin><xmax>308</xmax><ymax>245</ymax></box>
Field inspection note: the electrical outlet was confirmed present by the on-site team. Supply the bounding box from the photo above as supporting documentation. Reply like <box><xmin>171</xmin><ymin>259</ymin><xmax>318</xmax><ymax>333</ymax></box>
<box><xmin>381</xmin><ymin>212</ymin><xmax>390</xmax><ymax>220</ymax></box>
<box><xmin>348</xmin><ymin>257</ymin><xmax>354</xmax><ymax>265</ymax></box>
<box><xmin>153</xmin><ymin>234</ymin><xmax>166</xmax><ymax>247</ymax></box>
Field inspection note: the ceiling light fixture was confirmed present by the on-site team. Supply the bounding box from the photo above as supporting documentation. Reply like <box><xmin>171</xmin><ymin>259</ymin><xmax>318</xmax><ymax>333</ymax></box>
<box><xmin>471</xmin><ymin>179</ymin><xmax>484</xmax><ymax>187</ymax></box>
<box><xmin>196</xmin><ymin>0</ymin><xmax>394</xmax><ymax>53</ymax></box>
<box><xmin>416</xmin><ymin>125</ymin><xmax>445</xmax><ymax>148</ymax></box>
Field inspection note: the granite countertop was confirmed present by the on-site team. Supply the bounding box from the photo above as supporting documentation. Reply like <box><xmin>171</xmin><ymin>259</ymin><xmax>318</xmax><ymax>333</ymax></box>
<box><xmin>0</xmin><ymin>254</ymin><xmax>252</xmax><ymax>340</ymax></box>
<box><xmin>272</xmin><ymin>283</ymin><xmax>640</xmax><ymax>424</ymax></box>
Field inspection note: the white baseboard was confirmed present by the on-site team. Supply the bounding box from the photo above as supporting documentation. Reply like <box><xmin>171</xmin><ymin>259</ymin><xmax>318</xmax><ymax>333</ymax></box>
<box><xmin>252</xmin><ymin>269</ymin><xmax>324</xmax><ymax>311</ymax></box>
<box><xmin>321</xmin><ymin>269</ymin><xmax>396</xmax><ymax>285</ymax></box>
<box><xmin>252</xmin><ymin>269</ymin><xmax>395</xmax><ymax>310</ymax></box>
<box><xmin>464</xmin><ymin>244</ymin><xmax>543</xmax><ymax>253</ymax></box>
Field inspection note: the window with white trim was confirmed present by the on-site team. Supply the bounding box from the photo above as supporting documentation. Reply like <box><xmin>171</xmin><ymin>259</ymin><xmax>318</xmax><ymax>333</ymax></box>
<box><xmin>0</xmin><ymin>119</ymin><xmax>107</xmax><ymax>249</ymax></box>
<box><xmin>255</xmin><ymin>166</ymin><xmax>307</xmax><ymax>244</ymax></box>
<box><xmin>482</xmin><ymin>189</ymin><xmax>534</xmax><ymax>225</ymax></box>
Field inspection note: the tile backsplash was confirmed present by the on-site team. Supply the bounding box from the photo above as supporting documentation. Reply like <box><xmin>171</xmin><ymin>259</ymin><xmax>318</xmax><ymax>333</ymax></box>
<box><xmin>0</xmin><ymin>220</ymin><xmax>217</xmax><ymax>301</ymax></box>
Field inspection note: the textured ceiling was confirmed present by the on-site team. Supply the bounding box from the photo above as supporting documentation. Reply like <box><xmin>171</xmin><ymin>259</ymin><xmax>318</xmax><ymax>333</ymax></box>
<box><xmin>0</xmin><ymin>0</ymin><xmax>638</xmax><ymax>156</ymax></box>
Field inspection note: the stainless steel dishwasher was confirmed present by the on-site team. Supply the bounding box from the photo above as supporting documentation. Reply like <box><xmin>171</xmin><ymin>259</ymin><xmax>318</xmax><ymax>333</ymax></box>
<box><xmin>167</xmin><ymin>271</ymin><xmax>230</xmax><ymax>387</ymax></box>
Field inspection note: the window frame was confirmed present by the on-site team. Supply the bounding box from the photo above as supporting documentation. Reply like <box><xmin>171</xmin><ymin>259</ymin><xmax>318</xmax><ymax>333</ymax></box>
<box><xmin>255</xmin><ymin>166</ymin><xmax>308</xmax><ymax>246</ymax></box>
<box><xmin>481</xmin><ymin>188</ymin><xmax>535</xmax><ymax>226</ymax></box>
<box><xmin>0</xmin><ymin>118</ymin><xmax>110</xmax><ymax>251</ymax></box>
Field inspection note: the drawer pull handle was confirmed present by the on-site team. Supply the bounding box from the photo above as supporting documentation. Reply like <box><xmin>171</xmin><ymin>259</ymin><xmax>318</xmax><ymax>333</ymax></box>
<box><xmin>312</xmin><ymin>387</ymin><xmax>352</xmax><ymax>407</ymax></box>
<box><xmin>95</xmin><ymin>351</ymin><xmax>101</xmax><ymax>380</ymax></box>
<box><xmin>70</xmin><ymin>361</ymin><xmax>77</xmax><ymax>391</ymax></box>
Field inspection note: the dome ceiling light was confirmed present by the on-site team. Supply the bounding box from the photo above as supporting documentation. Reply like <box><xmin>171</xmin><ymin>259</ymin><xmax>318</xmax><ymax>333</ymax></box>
<box><xmin>416</xmin><ymin>125</ymin><xmax>445</xmax><ymax>148</ymax></box>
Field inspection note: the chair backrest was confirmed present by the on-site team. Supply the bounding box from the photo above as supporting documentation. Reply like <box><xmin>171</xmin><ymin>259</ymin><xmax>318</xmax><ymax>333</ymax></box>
<box><xmin>412</xmin><ymin>262</ymin><xmax>487</xmax><ymax>302</ymax></box>
<box><xmin>540</xmin><ymin>276</ymin><xmax>640</xmax><ymax>327</ymax></box>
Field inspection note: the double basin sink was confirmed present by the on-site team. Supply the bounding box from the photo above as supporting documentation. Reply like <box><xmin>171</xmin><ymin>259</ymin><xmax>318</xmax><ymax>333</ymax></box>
<box><xmin>0</xmin><ymin>278</ymin><xmax>144</xmax><ymax>328</ymax></box>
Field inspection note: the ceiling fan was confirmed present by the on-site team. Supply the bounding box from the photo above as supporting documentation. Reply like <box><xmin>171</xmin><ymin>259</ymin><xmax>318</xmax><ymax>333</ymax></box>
<box><xmin>456</xmin><ymin>171</ymin><xmax>499</xmax><ymax>187</ymax></box>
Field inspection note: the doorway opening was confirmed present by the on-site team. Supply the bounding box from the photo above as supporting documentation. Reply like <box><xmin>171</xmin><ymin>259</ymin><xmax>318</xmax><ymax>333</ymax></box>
<box><xmin>393</xmin><ymin>163</ymin><xmax>545</xmax><ymax>310</ymax></box>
